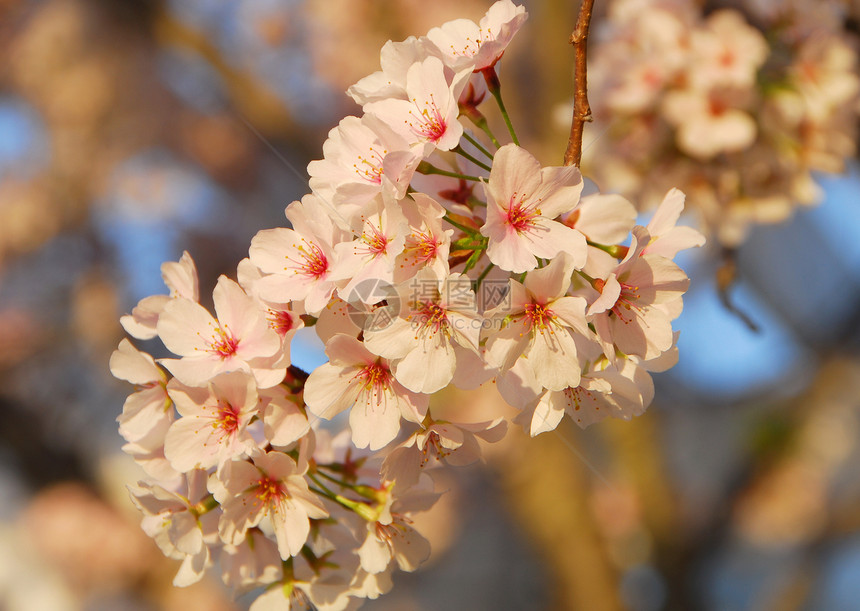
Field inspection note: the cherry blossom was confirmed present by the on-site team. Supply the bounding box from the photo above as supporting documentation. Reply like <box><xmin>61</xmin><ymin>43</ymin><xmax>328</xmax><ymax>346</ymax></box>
<box><xmin>329</xmin><ymin>195</ymin><xmax>408</xmax><ymax>305</ymax></box>
<box><xmin>213</xmin><ymin>450</ymin><xmax>328</xmax><ymax>560</ymax></box>
<box><xmin>304</xmin><ymin>334</ymin><xmax>428</xmax><ymax>450</ymax></box>
<box><xmin>363</xmin><ymin>268</ymin><xmax>482</xmax><ymax>394</ymax></box>
<box><xmin>129</xmin><ymin>470</ymin><xmax>220</xmax><ymax>586</ymax></box>
<box><xmin>427</xmin><ymin>0</ymin><xmax>528</xmax><ymax>72</ymax></box>
<box><xmin>588</xmin><ymin>227</ymin><xmax>689</xmax><ymax>361</ymax></box>
<box><xmin>249</xmin><ymin>195</ymin><xmax>347</xmax><ymax>314</ymax></box>
<box><xmin>364</xmin><ymin>56</ymin><xmax>466</xmax><ymax>155</ymax></box>
<box><xmin>157</xmin><ymin>276</ymin><xmax>285</xmax><ymax>388</ymax></box>
<box><xmin>163</xmin><ymin>372</ymin><xmax>262</xmax><ymax>472</ymax></box>
<box><xmin>121</xmin><ymin>251</ymin><xmax>199</xmax><ymax>339</ymax></box>
<box><xmin>111</xmin><ymin>3</ymin><xmax>707</xmax><ymax>607</ymax></box>
<box><xmin>483</xmin><ymin>255</ymin><xmax>591</xmax><ymax>391</ymax></box>
<box><xmin>308</xmin><ymin>115</ymin><xmax>421</xmax><ymax>225</ymax></box>
<box><xmin>481</xmin><ymin>144</ymin><xmax>587</xmax><ymax>273</ymax></box>
<box><xmin>382</xmin><ymin>417</ymin><xmax>506</xmax><ymax>490</ymax></box>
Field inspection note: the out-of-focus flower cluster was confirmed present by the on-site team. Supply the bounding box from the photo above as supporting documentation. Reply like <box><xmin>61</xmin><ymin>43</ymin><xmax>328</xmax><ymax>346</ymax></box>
<box><xmin>111</xmin><ymin>1</ymin><xmax>703</xmax><ymax>608</ymax></box>
<box><xmin>583</xmin><ymin>0</ymin><xmax>860</xmax><ymax>246</ymax></box>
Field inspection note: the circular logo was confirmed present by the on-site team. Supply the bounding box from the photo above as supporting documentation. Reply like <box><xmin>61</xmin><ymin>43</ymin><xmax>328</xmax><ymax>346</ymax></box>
<box><xmin>344</xmin><ymin>278</ymin><xmax>400</xmax><ymax>332</ymax></box>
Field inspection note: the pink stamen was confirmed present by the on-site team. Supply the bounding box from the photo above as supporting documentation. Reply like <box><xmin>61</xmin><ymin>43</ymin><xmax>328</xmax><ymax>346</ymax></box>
<box><xmin>269</xmin><ymin>309</ymin><xmax>296</xmax><ymax>336</ymax></box>
<box><xmin>611</xmin><ymin>282</ymin><xmax>642</xmax><ymax>323</ymax></box>
<box><xmin>209</xmin><ymin>328</ymin><xmax>239</xmax><ymax>359</ymax></box>
<box><xmin>407</xmin><ymin>94</ymin><xmax>447</xmax><ymax>142</ymax></box>
<box><xmin>353</xmin><ymin>146</ymin><xmax>386</xmax><ymax>184</ymax></box>
<box><xmin>524</xmin><ymin>302</ymin><xmax>554</xmax><ymax>331</ymax></box>
<box><xmin>287</xmin><ymin>240</ymin><xmax>328</xmax><ymax>279</ymax></box>
<box><xmin>504</xmin><ymin>191</ymin><xmax>541</xmax><ymax>233</ymax></box>
<box><xmin>362</xmin><ymin>225</ymin><xmax>390</xmax><ymax>257</ymax></box>
<box><xmin>254</xmin><ymin>475</ymin><xmax>288</xmax><ymax>507</ymax></box>
<box><xmin>354</xmin><ymin>362</ymin><xmax>392</xmax><ymax>394</ymax></box>
<box><xmin>215</xmin><ymin>400</ymin><xmax>240</xmax><ymax>434</ymax></box>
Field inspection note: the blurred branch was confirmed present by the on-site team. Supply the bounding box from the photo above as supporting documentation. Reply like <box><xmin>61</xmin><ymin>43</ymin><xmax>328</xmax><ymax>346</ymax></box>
<box><xmin>153</xmin><ymin>8</ymin><xmax>298</xmax><ymax>138</ymax></box>
<box><xmin>717</xmin><ymin>248</ymin><xmax>760</xmax><ymax>333</ymax></box>
<box><xmin>493</xmin><ymin>425</ymin><xmax>624</xmax><ymax>611</ymax></box>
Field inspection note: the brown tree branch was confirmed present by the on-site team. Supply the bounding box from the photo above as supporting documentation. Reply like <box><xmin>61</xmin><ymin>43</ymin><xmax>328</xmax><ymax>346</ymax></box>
<box><xmin>564</xmin><ymin>0</ymin><xmax>595</xmax><ymax>167</ymax></box>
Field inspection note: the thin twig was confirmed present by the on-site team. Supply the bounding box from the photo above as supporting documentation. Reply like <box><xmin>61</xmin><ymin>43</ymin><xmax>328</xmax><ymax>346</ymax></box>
<box><xmin>564</xmin><ymin>0</ymin><xmax>595</xmax><ymax>167</ymax></box>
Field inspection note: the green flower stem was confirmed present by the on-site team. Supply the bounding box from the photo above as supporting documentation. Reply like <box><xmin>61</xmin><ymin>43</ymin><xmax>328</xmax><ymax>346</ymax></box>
<box><xmin>482</xmin><ymin>67</ymin><xmax>519</xmax><ymax>146</ymax></box>
<box><xmin>462</xmin><ymin>131</ymin><xmax>494</xmax><ymax>161</ymax></box>
<box><xmin>444</xmin><ymin>213</ymin><xmax>478</xmax><ymax>236</ymax></box>
<box><xmin>453</xmin><ymin>144</ymin><xmax>492</xmax><ymax>172</ymax></box>
<box><xmin>474</xmin><ymin>262</ymin><xmax>495</xmax><ymax>288</ymax></box>
<box><xmin>468</xmin><ymin>195</ymin><xmax>487</xmax><ymax>208</ymax></box>
<box><xmin>491</xmin><ymin>88</ymin><xmax>519</xmax><ymax>146</ymax></box>
<box><xmin>452</xmin><ymin>234</ymin><xmax>487</xmax><ymax>250</ymax></box>
<box><xmin>416</xmin><ymin>160</ymin><xmax>482</xmax><ymax>182</ymax></box>
<box><xmin>309</xmin><ymin>475</ymin><xmax>377</xmax><ymax>518</ymax></box>
<box><xmin>467</xmin><ymin>112</ymin><xmax>501</xmax><ymax>148</ymax></box>
<box><xmin>586</xmin><ymin>240</ymin><xmax>629</xmax><ymax>258</ymax></box>
<box><xmin>463</xmin><ymin>248</ymin><xmax>483</xmax><ymax>273</ymax></box>
<box><xmin>314</xmin><ymin>469</ymin><xmax>385</xmax><ymax>502</ymax></box>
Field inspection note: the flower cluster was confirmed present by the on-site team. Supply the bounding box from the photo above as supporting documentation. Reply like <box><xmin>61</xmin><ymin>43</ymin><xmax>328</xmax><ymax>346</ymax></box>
<box><xmin>112</xmin><ymin>1</ymin><xmax>702</xmax><ymax>608</ymax></box>
<box><xmin>582</xmin><ymin>0</ymin><xmax>860</xmax><ymax>246</ymax></box>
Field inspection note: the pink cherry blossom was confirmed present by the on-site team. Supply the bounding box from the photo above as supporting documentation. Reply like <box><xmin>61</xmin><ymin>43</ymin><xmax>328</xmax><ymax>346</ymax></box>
<box><xmin>307</xmin><ymin>115</ymin><xmax>420</xmax><ymax>225</ymax></box>
<box><xmin>157</xmin><ymin>276</ymin><xmax>284</xmax><ymax>388</ymax></box>
<box><xmin>347</xmin><ymin>36</ymin><xmax>444</xmax><ymax>106</ymax></box>
<box><xmin>364</xmin><ymin>56</ymin><xmax>466</xmax><ymax>155</ymax></box>
<box><xmin>330</xmin><ymin>195</ymin><xmax>407</xmax><ymax>305</ymax></box>
<box><xmin>351</xmin><ymin>478</ymin><xmax>437</xmax><ymax>575</ymax></box>
<box><xmin>393</xmin><ymin>193</ymin><xmax>453</xmax><ymax>284</ymax></box>
<box><xmin>303</xmin><ymin>334</ymin><xmax>428</xmax><ymax>450</ymax></box>
<box><xmin>642</xmin><ymin>188</ymin><xmax>706</xmax><ymax>259</ymax></box>
<box><xmin>481</xmin><ymin>144</ymin><xmax>587</xmax><ymax>273</ymax></box>
<box><xmin>129</xmin><ymin>470</ymin><xmax>219</xmax><ymax>586</ymax></box>
<box><xmin>427</xmin><ymin>0</ymin><xmax>528</xmax><ymax>72</ymax></box>
<box><xmin>483</xmin><ymin>255</ymin><xmax>590</xmax><ymax>391</ymax></box>
<box><xmin>111</xmin><ymin>339</ymin><xmax>171</xmax><ymax>450</ymax></box>
<box><xmin>249</xmin><ymin>195</ymin><xmax>347</xmax><ymax>315</ymax></box>
<box><xmin>121</xmin><ymin>251</ymin><xmax>199</xmax><ymax>339</ymax></box>
<box><xmin>381</xmin><ymin>417</ymin><xmax>506</xmax><ymax>490</ymax></box>
<box><xmin>163</xmin><ymin>372</ymin><xmax>262</xmax><ymax>472</ymax></box>
<box><xmin>213</xmin><ymin>451</ymin><xmax>328</xmax><ymax>560</ymax></box>
<box><xmin>588</xmin><ymin>227</ymin><xmax>690</xmax><ymax>360</ymax></box>
<box><xmin>662</xmin><ymin>87</ymin><xmax>757</xmax><ymax>159</ymax></box>
<box><xmin>363</xmin><ymin>268</ymin><xmax>482</xmax><ymax>394</ymax></box>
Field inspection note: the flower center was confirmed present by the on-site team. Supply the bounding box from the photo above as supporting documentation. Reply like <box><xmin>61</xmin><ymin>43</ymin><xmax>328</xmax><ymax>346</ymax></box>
<box><xmin>406</xmin><ymin>230</ymin><xmax>440</xmax><ymax>263</ymax></box>
<box><xmin>355</xmin><ymin>361</ymin><xmax>392</xmax><ymax>393</ymax></box>
<box><xmin>255</xmin><ymin>475</ymin><xmax>287</xmax><ymax>506</ymax></box>
<box><xmin>408</xmin><ymin>94</ymin><xmax>447</xmax><ymax>142</ymax></box>
<box><xmin>209</xmin><ymin>327</ymin><xmax>239</xmax><ymax>359</ymax></box>
<box><xmin>268</xmin><ymin>309</ymin><xmax>296</xmax><ymax>336</ymax></box>
<box><xmin>524</xmin><ymin>302</ymin><xmax>554</xmax><ymax>330</ymax></box>
<box><xmin>421</xmin><ymin>430</ymin><xmax>451</xmax><ymax>466</ymax></box>
<box><xmin>505</xmin><ymin>192</ymin><xmax>541</xmax><ymax>233</ymax></box>
<box><xmin>215</xmin><ymin>400</ymin><xmax>240</xmax><ymax>434</ymax></box>
<box><xmin>414</xmin><ymin>302</ymin><xmax>448</xmax><ymax>335</ymax></box>
<box><xmin>611</xmin><ymin>281</ymin><xmax>642</xmax><ymax>323</ymax></box>
<box><xmin>353</xmin><ymin>145</ymin><xmax>386</xmax><ymax>184</ymax></box>
<box><xmin>288</xmin><ymin>240</ymin><xmax>328</xmax><ymax>279</ymax></box>
<box><xmin>362</xmin><ymin>225</ymin><xmax>390</xmax><ymax>256</ymax></box>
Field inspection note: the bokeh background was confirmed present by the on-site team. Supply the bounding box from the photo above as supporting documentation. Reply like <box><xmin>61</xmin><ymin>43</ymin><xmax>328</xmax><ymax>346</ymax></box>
<box><xmin>2</xmin><ymin>0</ymin><xmax>860</xmax><ymax>610</ymax></box>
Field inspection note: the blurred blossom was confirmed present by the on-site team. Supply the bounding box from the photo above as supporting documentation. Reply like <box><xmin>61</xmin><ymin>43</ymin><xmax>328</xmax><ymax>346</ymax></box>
<box><xmin>95</xmin><ymin>150</ymin><xmax>231</xmax><ymax>300</ymax></box>
<box><xmin>22</xmin><ymin>482</ymin><xmax>156</xmax><ymax>593</ymax></box>
<box><xmin>157</xmin><ymin>47</ymin><xmax>229</xmax><ymax>114</ymax></box>
<box><xmin>0</xmin><ymin>97</ymin><xmax>49</xmax><ymax>177</ymax></box>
